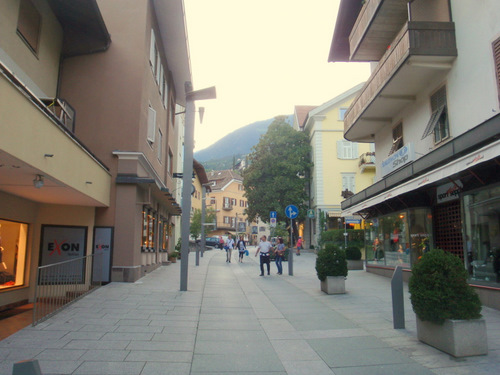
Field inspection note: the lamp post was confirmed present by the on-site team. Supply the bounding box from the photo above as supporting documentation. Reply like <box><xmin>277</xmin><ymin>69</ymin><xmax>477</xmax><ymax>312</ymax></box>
<box><xmin>180</xmin><ymin>82</ymin><xmax>216</xmax><ymax>291</ymax></box>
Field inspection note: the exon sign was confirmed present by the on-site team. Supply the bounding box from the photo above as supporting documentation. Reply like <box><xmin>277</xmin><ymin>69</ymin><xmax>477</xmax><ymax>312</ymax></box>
<box><xmin>381</xmin><ymin>143</ymin><xmax>415</xmax><ymax>177</ymax></box>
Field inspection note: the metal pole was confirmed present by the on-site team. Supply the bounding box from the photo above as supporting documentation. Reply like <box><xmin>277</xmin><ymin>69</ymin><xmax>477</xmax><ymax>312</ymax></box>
<box><xmin>288</xmin><ymin>219</ymin><xmax>293</xmax><ymax>276</ymax></box>
<box><xmin>200</xmin><ymin>185</ymin><xmax>206</xmax><ymax>259</ymax></box>
<box><xmin>180</xmin><ymin>82</ymin><xmax>195</xmax><ymax>291</ymax></box>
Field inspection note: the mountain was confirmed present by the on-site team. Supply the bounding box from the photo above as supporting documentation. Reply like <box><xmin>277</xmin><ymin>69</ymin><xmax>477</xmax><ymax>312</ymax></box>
<box><xmin>194</xmin><ymin>115</ymin><xmax>293</xmax><ymax>164</ymax></box>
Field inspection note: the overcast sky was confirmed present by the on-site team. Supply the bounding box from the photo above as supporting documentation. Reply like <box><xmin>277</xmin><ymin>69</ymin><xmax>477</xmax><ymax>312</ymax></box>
<box><xmin>184</xmin><ymin>0</ymin><xmax>370</xmax><ymax>152</ymax></box>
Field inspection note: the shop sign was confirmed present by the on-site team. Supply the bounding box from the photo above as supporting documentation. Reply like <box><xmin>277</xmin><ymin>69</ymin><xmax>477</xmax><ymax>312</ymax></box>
<box><xmin>381</xmin><ymin>143</ymin><xmax>415</xmax><ymax>177</ymax></box>
<box><xmin>40</xmin><ymin>225</ymin><xmax>87</xmax><ymax>283</ymax></box>
<box><xmin>93</xmin><ymin>227</ymin><xmax>113</xmax><ymax>283</ymax></box>
<box><xmin>437</xmin><ymin>181</ymin><xmax>463</xmax><ymax>203</ymax></box>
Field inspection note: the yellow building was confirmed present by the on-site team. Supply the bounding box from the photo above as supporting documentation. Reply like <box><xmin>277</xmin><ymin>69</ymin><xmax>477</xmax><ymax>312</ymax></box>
<box><xmin>205</xmin><ymin>170</ymin><xmax>255</xmax><ymax>241</ymax></box>
<box><xmin>294</xmin><ymin>83</ymin><xmax>376</xmax><ymax>247</ymax></box>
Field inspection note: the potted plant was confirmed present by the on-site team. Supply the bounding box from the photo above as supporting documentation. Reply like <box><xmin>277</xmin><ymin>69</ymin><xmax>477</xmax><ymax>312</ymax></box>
<box><xmin>315</xmin><ymin>243</ymin><xmax>348</xmax><ymax>294</ymax></box>
<box><xmin>346</xmin><ymin>246</ymin><xmax>363</xmax><ymax>270</ymax></box>
<box><xmin>408</xmin><ymin>249</ymin><xmax>487</xmax><ymax>357</ymax></box>
<box><xmin>168</xmin><ymin>250</ymin><xmax>179</xmax><ymax>263</ymax></box>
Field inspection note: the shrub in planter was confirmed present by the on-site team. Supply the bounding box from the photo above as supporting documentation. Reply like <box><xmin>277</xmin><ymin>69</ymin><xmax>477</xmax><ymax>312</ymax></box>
<box><xmin>345</xmin><ymin>246</ymin><xmax>362</xmax><ymax>261</ymax></box>
<box><xmin>315</xmin><ymin>243</ymin><xmax>348</xmax><ymax>281</ymax></box>
<box><xmin>409</xmin><ymin>248</ymin><xmax>481</xmax><ymax>324</ymax></box>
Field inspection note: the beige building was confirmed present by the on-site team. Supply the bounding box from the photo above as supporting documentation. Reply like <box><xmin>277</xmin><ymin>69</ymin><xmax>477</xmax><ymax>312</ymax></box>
<box><xmin>0</xmin><ymin>0</ymin><xmax>191</xmax><ymax>310</ymax></box>
<box><xmin>206</xmin><ymin>170</ymin><xmax>258</xmax><ymax>242</ymax></box>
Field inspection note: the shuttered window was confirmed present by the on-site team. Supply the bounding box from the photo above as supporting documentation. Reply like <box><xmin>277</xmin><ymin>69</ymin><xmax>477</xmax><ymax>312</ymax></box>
<box><xmin>337</xmin><ymin>140</ymin><xmax>358</xmax><ymax>159</ymax></box>
<box><xmin>494</xmin><ymin>37</ymin><xmax>500</xmax><ymax>106</ymax></box>
<box><xmin>147</xmin><ymin>105</ymin><xmax>156</xmax><ymax>144</ymax></box>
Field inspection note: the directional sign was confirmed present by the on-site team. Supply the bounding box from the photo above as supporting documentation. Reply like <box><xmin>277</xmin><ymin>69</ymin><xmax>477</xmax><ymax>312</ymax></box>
<box><xmin>270</xmin><ymin>211</ymin><xmax>277</xmax><ymax>219</ymax></box>
<box><xmin>285</xmin><ymin>205</ymin><xmax>298</xmax><ymax>219</ymax></box>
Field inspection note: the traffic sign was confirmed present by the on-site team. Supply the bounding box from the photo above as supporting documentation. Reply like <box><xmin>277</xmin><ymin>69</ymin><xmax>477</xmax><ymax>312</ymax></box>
<box><xmin>307</xmin><ymin>209</ymin><xmax>315</xmax><ymax>218</ymax></box>
<box><xmin>285</xmin><ymin>205</ymin><xmax>298</xmax><ymax>219</ymax></box>
<box><xmin>270</xmin><ymin>217</ymin><xmax>277</xmax><ymax>227</ymax></box>
<box><xmin>270</xmin><ymin>211</ymin><xmax>277</xmax><ymax>219</ymax></box>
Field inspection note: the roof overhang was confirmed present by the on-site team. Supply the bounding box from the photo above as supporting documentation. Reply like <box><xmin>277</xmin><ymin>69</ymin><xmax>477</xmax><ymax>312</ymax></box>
<box><xmin>47</xmin><ymin>0</ymin><xmax>111</xmax><ymax>57</ymax></box>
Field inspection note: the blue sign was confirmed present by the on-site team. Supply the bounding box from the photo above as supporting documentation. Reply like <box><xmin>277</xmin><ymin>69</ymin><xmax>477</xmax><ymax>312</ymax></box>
<box><xmin>270</xmin><ymin>211</ymin><xmax>277</xmax><ymax>219</ymax></box>
<box><xmin>285</xmin><ymin>205</ymin><xmax>298</xmax><ymax>219</ymax></box>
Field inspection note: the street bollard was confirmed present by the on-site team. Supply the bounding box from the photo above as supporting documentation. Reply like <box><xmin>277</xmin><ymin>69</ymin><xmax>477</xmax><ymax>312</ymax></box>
<box><xmin>288</xmin><ymin>248</ymin><xmax>293</xmax><ymax>276</ymax></box>
<box><xmin>12</xmin><ymin>359</ymin><xmax>42</xmax><ymax>375</ymax></box>
<box><xmin>391</xmin><ymin>265</ymin><xmax>405</xmax><ymax>329</ymax></box>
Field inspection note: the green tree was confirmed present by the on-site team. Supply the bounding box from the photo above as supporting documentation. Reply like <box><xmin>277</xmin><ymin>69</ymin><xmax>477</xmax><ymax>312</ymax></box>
<box><xmin>242</xmin><ymin>116</ymin><xmax>312</xmax><ymax>224</ymax></box>
<box><xmin>190</xmin><ymin>208</ymin><xmax>217</xmax><ymax>240</ymax></box>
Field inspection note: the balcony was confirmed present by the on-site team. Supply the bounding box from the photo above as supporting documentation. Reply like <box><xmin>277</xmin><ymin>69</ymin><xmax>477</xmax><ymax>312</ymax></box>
<box><xmin>359</xmin><ymin>152</ymin><xmax>376</xmax><ymax>173</ymax></box>
<box><xmin>344</xmin><ymin>20</ymin><xmax>457</xmax><ymax>142</ymax></box>
<box><xmin>222</xmin><ymin>204</ymin><xmax>233</xmax><ymax>211</ymax></box>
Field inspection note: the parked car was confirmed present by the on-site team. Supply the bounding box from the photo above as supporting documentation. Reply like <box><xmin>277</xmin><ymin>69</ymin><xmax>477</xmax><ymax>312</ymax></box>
<box><xmin>205</xmin><ymin>236</ymin><xmax>220</xmax><ymax>248</ymax></box>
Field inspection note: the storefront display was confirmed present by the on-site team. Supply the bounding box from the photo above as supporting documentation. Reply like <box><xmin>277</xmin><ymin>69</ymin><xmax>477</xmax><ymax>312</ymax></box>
<box><xmin>463</xmin><ymin>185</ymin><xmax>500</xmax><ymax>285</ymax></box>
<box><xmin>0</xmin><ymin>219</ymin><xmax>27</xmax><ymax>290</ymax></box>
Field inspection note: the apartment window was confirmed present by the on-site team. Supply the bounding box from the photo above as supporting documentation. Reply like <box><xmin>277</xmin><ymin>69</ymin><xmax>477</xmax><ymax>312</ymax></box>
<box><xmin>388</xmin><ymin>123</ymin><xmax>403</xmax><ymax>155</ymax></box>
<box><xmin>494</xmin><ymin>37</ymin><xmax>500</xmax><ymax>106</ymax></box>
<box><xmin>224</xmin><ymin>216</ymin><xmax>230</xmax><ymax>224</ymax></box>
<box><xmin>231</xmin><ymin>198</ymin><xmax>237</xmax><ymax>206</ymax></box>
<box><xmin>147</xmin><ymin>105</ymin><xmax>156</xmax><ymax>144</ymax></box>
<box><xmin>157</xmin><ymin>129</ymin><xmax>163</xmax><ymax>161</ymax></box>
<box><xmin>162</xmin><ymin>74</ymin><xmax>168</xmax><ymax>108</ymax></box>
<box><xmin>168</xmin><ymin>149</ymin><xmax>173</xmax><ymax>175</ymax></box>
<box><xmin>224</xmin><ymin>197</ymin><xmax>230</xmax><ymax>209</ymax></box>
<box><xmin>339</xmin><ymin>107</ymin><xmax>348</xmax><ymax>121</ymax></box>
<box><xmin>337</xmin><ymin>140</ymin><xmax>358</xmax><ymax>159</ymax></box>
<box><xmin>149</xmin><ymin>30</ymin><xmax>157</xmax><ymax>74</ymax></box>
<box><xmin>341</xmin><ymin>173</ymin><xmax>356</xmax><ymax>194</ymax></box>
<box><xmin>422</xmin><ymin>86</ymin><xmax>449</xmax><ymax>143</ymax></box>
<box><xmin>17</xmin><ymin>0</ymin><xmax>41</xmax><ymax>54</ymax></box>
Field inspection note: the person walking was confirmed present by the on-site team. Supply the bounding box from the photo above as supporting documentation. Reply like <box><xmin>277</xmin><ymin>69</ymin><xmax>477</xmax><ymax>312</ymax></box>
<box><xmin>236</xmin><ymin>235</ymin><xmax>246</xmax><ymax>263</ymax></box>
<box><xmin>255</xmin><ymin>235</ymin><xmax>272</xmax><ymax>276</ymax></box>
<box><xmin>219</xmin><ymin>236</ymin><xmax>224</xmax><ymax>250</ymax></box>
<box><xmin>226</xmin><ymin>234</ymin><xmax>235</xmax><ymax>263</ymax></box>
<box><xmin>296</xmin><ymin>236</ymin><xmax>303</xmax><ymax>256</ymax></box>
<box><xmin>275</xmin><ymin>237</ymin><xmax>285</xmax><ymax>275</ymax></box>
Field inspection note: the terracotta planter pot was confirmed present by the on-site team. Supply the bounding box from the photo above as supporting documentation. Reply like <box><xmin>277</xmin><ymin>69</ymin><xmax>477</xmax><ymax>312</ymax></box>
<box><xmin>320</xmin><ymin>276</ymin><xmax>346</xmax><ymax>294</ymax></box>
<box><xmin>416</xmin><ymin>317</ymin><xmax>488</xmax><ymax>357</ymax></box>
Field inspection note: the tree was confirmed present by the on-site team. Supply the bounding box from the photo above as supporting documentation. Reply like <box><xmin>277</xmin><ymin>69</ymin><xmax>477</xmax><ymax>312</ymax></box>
<box><xmin>190</xmin><ymin>208</ymin><xmax>217</xmax><ymax>240</ymax></box>
<box><xmin>242</xmin><ymin>116</ymin><xmax>312</xmax><ymax>225</ymax></box>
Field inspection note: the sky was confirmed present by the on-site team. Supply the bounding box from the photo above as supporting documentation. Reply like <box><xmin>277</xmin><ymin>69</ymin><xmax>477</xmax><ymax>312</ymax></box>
<box><xmin>184</xmin><ymin>0</ymin><xmax>371</xmax><ymax>152</ymax></box>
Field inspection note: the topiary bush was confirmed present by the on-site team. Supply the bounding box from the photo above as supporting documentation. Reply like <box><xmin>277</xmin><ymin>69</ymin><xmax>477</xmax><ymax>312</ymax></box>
<box><xmin>409</xmin><ymin>249</ymin><xmax>482</xmax><ymax>325</ymax></box>
<box><xmin>315</xmin><ymin>243</ymin><xmax>348</xmax><ymax>281</ymax></box>
<box><xmin>346</xmin><ymin>246</ymin><xmax>362</xmax><ymax>260</ymax></box>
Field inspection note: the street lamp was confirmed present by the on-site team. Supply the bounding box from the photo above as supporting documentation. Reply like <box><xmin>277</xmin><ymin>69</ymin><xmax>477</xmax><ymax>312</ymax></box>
<box><xmin>180</xmin><ymin>82</ymin><xmax>216</xmax><ymax>291</ymax></box>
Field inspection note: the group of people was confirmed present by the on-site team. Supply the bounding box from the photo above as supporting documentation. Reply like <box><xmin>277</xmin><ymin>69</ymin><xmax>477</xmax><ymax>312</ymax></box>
<box><xmin>221</xmin><ymin>234</ymin><xmax>304</xmax><ymax>277</ymax></box>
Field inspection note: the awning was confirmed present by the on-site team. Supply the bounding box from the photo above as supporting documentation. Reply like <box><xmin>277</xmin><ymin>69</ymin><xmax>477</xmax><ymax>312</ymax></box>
<box><xmin>342</xmin><ymin>139</ymin><xmax>500</xmax><ymax>216</ymax></box>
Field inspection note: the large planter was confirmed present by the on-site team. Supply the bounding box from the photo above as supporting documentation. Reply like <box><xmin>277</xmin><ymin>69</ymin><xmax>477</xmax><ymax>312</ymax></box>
<box><xmin>416</xmin><ymin>317</ymin><xmax>488</xmax><ymax>357</ymax></box>
<box><xmin>347</xmin><ymin>259</ymin><xmax>364</xmax><ymax>270</ymax></box>
<box><xmin>320</xmin><ymin>276</ymin><xmax>345</xmax><ymax>294</ymax></box>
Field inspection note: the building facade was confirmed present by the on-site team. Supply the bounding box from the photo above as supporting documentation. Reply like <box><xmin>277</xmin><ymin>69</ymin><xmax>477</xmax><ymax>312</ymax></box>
<box><xmin>0</xmin><ymin>0</ymin><xmax>190</xmax><ymax>310</ymax></box>
<box><xmin>330</xmin><ymin>0</ymin><xmax>500</xmax><ymax>308</ymax></box>
<box><xmin>294</xmin><ymin>84</ymin><xmax>376</xmax><ymax>248</ymax></box>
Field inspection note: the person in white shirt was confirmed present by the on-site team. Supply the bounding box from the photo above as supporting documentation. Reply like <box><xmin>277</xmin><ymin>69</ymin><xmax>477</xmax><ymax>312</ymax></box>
<box><xmin>255</xmin><ymin>235</ymin><xmax>273</xmax><ymax>276</ymax></box>
<box><xmin>226</xmin><ymin>234</ymin><xmax>235</xmax><ymax>263</ymax></box>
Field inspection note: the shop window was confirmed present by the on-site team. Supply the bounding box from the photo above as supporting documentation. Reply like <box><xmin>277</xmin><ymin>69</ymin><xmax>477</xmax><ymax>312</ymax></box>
<box><xmin>463</xmin><ymin>186</ymin><xmax>500</xmax><ymax>285</ymax></box>
<box><xmin>365</xmin><ymin>208</ymin><xmax>432</xmax><ymax>268</ymax></box>
<box><xmin>17</xmin><ymin>0</ymin><xmax>41</xmax><ymax>54</ymax></box>
<box><xmin>142</xmin><ymin>207</ymin><xmax>156</xmax><ymax>251</ymax></box>
<box><xmin>0</xmin><ymin>219</ymin><xmax>28</xmax><ymax>290</ymax></box>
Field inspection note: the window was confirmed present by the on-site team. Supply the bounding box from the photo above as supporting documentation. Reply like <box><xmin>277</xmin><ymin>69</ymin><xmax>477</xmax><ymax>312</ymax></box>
<box><xmin>231</xmin><ymin>198</ymin><xmax>237</xmax><ymax>206</ymax></box>
<box><xmin>388</xmin><ymin>123</ymin><xmax>403</xmax><ymax>155</ymax></box>
<box><xmin>167</xmin><ymin>148</ymin><xmax>173</xmax><ymax>175</ymax></box>
<box><xmin>422</xmin><ymin>86</ymin><xmax>449</xmax><ymax>143</ymax></box>
<box><xmin>0</xmin><ymin>219</ymin><xmax>28</xmax><ymax>290</ymax></box>
<box><xmin>147</xmin><ymin>105</ymin><xmax>156</xmax><ymax>144</ymax></box>
<box><xmin>231</xmin><ymin>217</ymin><xmax>236</xmax><ymax>228</ymax></box>
<box><xmin>142</xmin><ymin>207</ymin><xmax>156</xmax><ymax>251</ymax></box>
<box><xmin>339</xmin><ymin>107</ymin><xmax>348</xmax><ymax>121</ymax></box>
<box><xmin>493</xmin><ymin>37</ymin><xmax>500</xmax><ymax>106</ymax></box>
<box><xmin>157</xmin><ymin>129</ymin><xmax>163</xmax><ymax>161</ymax></box>
<box><xmin>223</xmin><ymin>197</ymin><xmax>231</xmax><ymax>209</ymax></box>
<box><xmin>337</xmin><ymin>140</ymin><xmax>358</xmax><ymax>159</ymax></box>
<box><xmin>224</xmin><ymin>216</ymin><xmax>230</xmax><ymax>224</ymax></box>
<box><xmin>149</xmin><ymin>29</ymin><xmax>157</xmax><ymax>74</ymax></box>
<box><xmin>17</xmin><ymin>0</ymin><xmax>41</xmax><ymax>54</ymax></box>
<box><xmin>162</xmin><ymin>74</ymin><xmax>168</xmax><ymax>108</ymax></box>
<box><xmin>341</xmin><ymin>173</ymin><xmax>356</xmax><ymax>194</ymax></box>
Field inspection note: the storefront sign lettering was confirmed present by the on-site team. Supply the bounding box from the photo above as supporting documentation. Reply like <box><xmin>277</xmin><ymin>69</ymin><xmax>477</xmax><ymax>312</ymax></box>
<box><xmin>436</xmin><ymin>181</ymin><xmax>463</xmax><ymax>203</ymax></box>
<box><xmin>381</xmin><ymin>143</ymin><xmax>415</xmax><ymax>177</ymax></box>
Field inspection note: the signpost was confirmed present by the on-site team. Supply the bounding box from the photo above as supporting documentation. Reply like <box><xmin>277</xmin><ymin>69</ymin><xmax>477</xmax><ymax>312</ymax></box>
<box><xmin>270</xmin><ymin>211</ymin><xmax>277</xmax><ymax>228</ymax></box>
<box><xmin>285</xmin><ymin>205</ymin><xmax>298</xmax><ymax>276</ymax></box>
